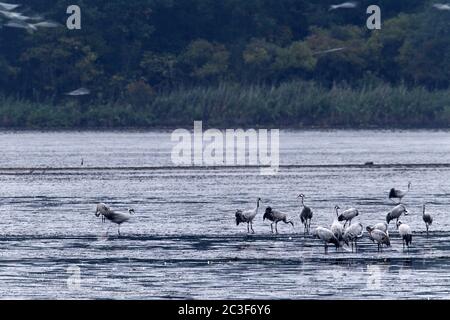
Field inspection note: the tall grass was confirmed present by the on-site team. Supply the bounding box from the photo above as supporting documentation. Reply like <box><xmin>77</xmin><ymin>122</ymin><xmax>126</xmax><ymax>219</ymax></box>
<box><xmin>1</xmin><ymin>81</ymin><xmax>450</xmax><ymax>129</ymax></box>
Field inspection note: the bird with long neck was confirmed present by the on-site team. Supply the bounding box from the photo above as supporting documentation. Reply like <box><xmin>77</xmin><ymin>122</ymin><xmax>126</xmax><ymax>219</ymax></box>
<box><xmin>235</xmin><ymin>198</ymin><xmax>261</xmax><ymax>234</ymax></box>
<box><xmin>298</xmin><ymin>194</ymin><xmax>313</xmax><ymax>234</ymax></box>
<box><xmin>389</xmin><ymin>182</ymin><xmax>411</xmax><ymax>204</ymax></box>
<box><xmin>331</xmin><ymin>205</ymin><xmax>344</xmax><ymax>242</ymax></box>
<box><xmin>422</xmin><ymin>204</ymin><xmax>433</xmax><ymax>238</ymax></box>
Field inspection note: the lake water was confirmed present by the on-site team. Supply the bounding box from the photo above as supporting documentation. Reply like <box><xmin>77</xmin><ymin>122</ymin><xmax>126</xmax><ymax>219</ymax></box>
<box><xmin>1</xmin><ymin>130</ymin><xmax>450</xmax><ymax>299</ymax></box>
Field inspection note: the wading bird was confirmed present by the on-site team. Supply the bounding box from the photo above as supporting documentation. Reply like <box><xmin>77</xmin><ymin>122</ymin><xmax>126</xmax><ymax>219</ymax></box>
<box><xmin>331</xmin><ymin>205</ymin><xmax>344</xmax><ymax>241</ymax></box>
<box><xmin>103</xmin><ymin>208</ymin><xmax>135</xmax><ymax>236</ymax></box>
<box><xmin>329</xmin><ymin>2</ymin><xmax>358</xmax><ymax>11</ymax></box>
<box><xmin>313</xmin><ymin>227</ymin><xmax>340</xmax><ymax>253</ymax></box>
<box><xmin>343</xmin><ymin>222</ymin><xmax>364</xmax><ymax>252</ymax></box>
<box><xmin>366</xmin><ymin>227</ymin><xmax>391</xmax><ymax>252</ymax></box>
<box><xmin>397</xmin><ymin>221</ymin><xmax>413</xmax><ymax>250</ymax></box>
<box><xmin>298</xmin><ymin>194</ymin><xmax>313</xmax><ymax>234</ymax></box>
<box><xmin>95</xmin><ymin>203</ymin><xmax>111</xmax><ymax>223</ymax></box>
<box><xmin>389</xmin><ymin>182</ymin><xmax>411</xmax><ymax>204</ymax></box>
<box><xmin>422</xmin><ymin>204</ymin><xmax>433</xmax><ymax>238</ymax></box>
<box><xmin>235</xmin><ymin>198</ymin><xmax>262</xmax><ymax>234</ymax></box>
<box><xmin>337</xmin><ymin>207</ymin><xmax>359</xmax><ymax>227</ymax></box>
<box><xmin>386</xmin><ymin>204</ymin><xmax>408</xmax><ymax>227</ymax></box>
<box><xmin>263</xmin><ymin>207</ymin><xmax>294</xmax><ymax>234</ymax></box>
<box><xmin>370</xmin><ymin>222</ymin><xmax>388</xmax><ymax>233</ymax></box>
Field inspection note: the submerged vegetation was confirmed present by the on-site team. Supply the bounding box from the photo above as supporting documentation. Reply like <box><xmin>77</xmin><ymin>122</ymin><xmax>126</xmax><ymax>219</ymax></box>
<box><xmin>0</xmin><ymin>0</ymin><xmax>450</xmax><ymax>128</ymax></box>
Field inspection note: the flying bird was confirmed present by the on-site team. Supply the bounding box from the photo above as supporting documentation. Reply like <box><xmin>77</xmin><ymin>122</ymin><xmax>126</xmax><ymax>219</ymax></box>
<box><xmin>313</xmin><ymin>47</ymin><xmax>346</xmax><ymax>55</ymax></box>
<box><xmin>235</xmin><ymin>198</ymin><xmax>262</xmax><ymax>234</ymax></box>
<box><xmin>389</xmin><ymin>182</ymin><xmax>411</xmax><ymax>204</ymax></box>
<box><xmin>66</xmin><ymin>88</ymin><xmax>91</xmax><ymax>96</ymax></box>
<box><xmin>0</xmin><ymin>2</ymin><xmax>20</xmax><ymax>11</ymax></box>
<box><xmin>422</xmin><ymin>204</ymin><xmax>433</xmax><ymax>238</ymax></box>
<box><xmin>329</xmin><ymin>2</ymin><xmax>358</xmax><ymax>11</ymax></box>
<box><xmin>0</xmin><ymin>9</ymin><xmax>28</xmax><ymax>20</ymax></box>
<box><xmin>263</xmin><ymin>207</ymin><xmax>294</xmax><ymax>234</ymax></box>
<box><xmin>433</xmin><ymin>3</ymin><xmax>450</xmax><ymax>10</ymax></box>
<box><xmin>4</xmin><ymin>19</ymin><xmax>60</xmax><ymax>33</ymax></box>
<box><xmin>298</xmin><ymin>194</ymin><xmax>313</xmax><ymax>234</ymax></box>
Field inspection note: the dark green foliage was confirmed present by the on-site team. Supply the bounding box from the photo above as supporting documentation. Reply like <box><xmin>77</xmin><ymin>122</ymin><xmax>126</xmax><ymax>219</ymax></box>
<box><xmin>0</xmin><ymin>0</ymin><xmax>449</xmax><ymax>128</ymax></box>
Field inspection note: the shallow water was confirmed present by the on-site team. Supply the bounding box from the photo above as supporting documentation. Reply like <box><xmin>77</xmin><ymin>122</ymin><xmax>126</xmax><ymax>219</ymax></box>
<box><xmin>0</xmin><ymin>130</ymin><xmax>450</xmax><ymax>299</ymax></box>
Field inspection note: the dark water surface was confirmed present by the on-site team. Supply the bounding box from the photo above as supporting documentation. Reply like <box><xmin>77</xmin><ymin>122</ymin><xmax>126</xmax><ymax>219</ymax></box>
<box><xmin>1</xmin><ymin>130</ymin><xmax>450</xmax><ymax>299</ymax></box>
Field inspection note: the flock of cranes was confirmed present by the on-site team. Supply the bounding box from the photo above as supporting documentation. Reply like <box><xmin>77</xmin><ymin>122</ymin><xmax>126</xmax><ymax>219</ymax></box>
<box><xmin>235</xmin><ymin>182</ymin><xmax>435</xmax><ymax>253</ymax></box>
<box><xmin>93</xmin><ymin>181</ymin><xmax>433</xmax><ymax>255</ymax></box>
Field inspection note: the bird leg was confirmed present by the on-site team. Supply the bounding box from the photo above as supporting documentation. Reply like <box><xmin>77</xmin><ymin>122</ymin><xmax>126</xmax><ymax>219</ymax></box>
<box><xmin>118</xmin><ymin>225</ymin><xmax>121</xmax><ymax>236</ymax></box>
<box><xmin>275</xmin><ymin>222</ymin><xmax>279</xmax><ymax>234</ymax></box>
<box><xmin>247</xmin><ymin>223</ymin><xmax>250</xmax><ymax>233</ymax></box>
<box><xmin>270</xmin><ymin>223</ymin><xmax>274</xmax><ymax>234</ymax></box>
<box><xmin>250</xmin><ymin>222</ymin><xmax>255</xmax><ymax>234</ymax></box>
<box><xmin>426</xmin><ymin>225</ymin><xmax>429</xmax><ymax>238</ymax></box>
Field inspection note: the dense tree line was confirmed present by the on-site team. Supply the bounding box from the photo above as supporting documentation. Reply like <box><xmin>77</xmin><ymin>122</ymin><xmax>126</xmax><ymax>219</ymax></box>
<box><xmin>0</xmin><ymin>0</ymin><xmax>449</xmax><ymax>128</ymax></box>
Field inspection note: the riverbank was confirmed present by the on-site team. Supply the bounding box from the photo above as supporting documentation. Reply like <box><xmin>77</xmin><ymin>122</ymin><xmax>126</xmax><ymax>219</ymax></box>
<box><xmin>1</xmin><ymin>81</ymin><xmax>450</xmax><ymax>129</ymax></box>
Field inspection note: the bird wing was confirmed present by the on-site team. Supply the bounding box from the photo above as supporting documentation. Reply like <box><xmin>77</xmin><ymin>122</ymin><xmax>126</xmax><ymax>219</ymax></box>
<box><xmin>34</xmin><ymin>21</ymin><xmax>60</xmax><ymax>28</ymax></box>
<box><xmin>0</xmin><ymin>2</ymin><xmax>20</xmax><ymax>11</ymax></box>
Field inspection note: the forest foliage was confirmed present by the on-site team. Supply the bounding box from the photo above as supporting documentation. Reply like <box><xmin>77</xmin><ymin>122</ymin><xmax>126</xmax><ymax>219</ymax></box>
<box><xmin>0</xmin><ymin>0</ymin><xmax>449</xmax><ymax>128</ymax></box>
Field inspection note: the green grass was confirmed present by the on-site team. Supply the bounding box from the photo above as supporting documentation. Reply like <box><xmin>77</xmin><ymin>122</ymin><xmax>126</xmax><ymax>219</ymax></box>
<box><xmin>1</xmin><ymin>81</ymin><xmax>450</xmax><ymax>129</ymax></box>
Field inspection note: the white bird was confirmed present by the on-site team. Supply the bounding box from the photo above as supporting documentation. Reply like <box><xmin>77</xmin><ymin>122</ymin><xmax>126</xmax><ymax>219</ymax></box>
<box><xmin>103</xmin><ymin>208</ymin><xmax>135</xmax><ymax>236</ymax></box>
<box><xmin>0</xmin><ymin>9</ymin><xmax>28</xmax><ymax>20</ymax></box>
<box><xmin>313</xmin><ymin>227</ymin><xmax>340</xmax><ymax>253</ymax></box>
<box><xmin>343</xmin><ymin>222</ymin><xmax>364</xmax><ymax>252</ymax></box>
<box><xmin>329</xmin><ymin>2</ymin><xmax>358</xmax><ymax>11</ymax></box>
<box><xmin>433</xmin><ymin>3</ymin><xmax>450</xmax><ymax>10</ymax></box>
<box><xmin>422</xmin><ymin>204</ymin><xmax>433</xmax><ymax>238</ymax></box>
<box><xmin>331</xmin><ymin>205</ymin><xmax>344</xmax><ymax>241</ymax></box>
<box><xmin>66</xmin><ymin>87</ymin><xmax>91</xmax><ymax>96</ymax></box>
<box><xmin>386</xmin><ymin>204</ymin><xmax>408</xmax><ymax>227</ymax></box>
<box><xmin>366</xmin><ymin>227</ymin><xmax>391</xmax><ymax>252</ymax></box>
<box><xmin>313</xmin><ymin>47</ymin><xmax>346</xmax><ymax>55</ymax></box>
<box><xmin>337</xmin><ymin>207</ymin><xmax>359</xmax><ymax>227</ymax></box>
<box><xmin>263</xmin><ymin>207</ymin><xmax>294</xmax><ymax>234</ymax></box>
<box><xmin>4</xmin><ymin>19</ymin><xmax>59</xmax><ymax>33</ymax></box>
<box><xmin>298</xmin><ymin>194</ymin><xmax>313</xmax><ymax>234</ymax></box>
<box><xmin>235</xmin><ymin>198</ymin><xmax>261</xmax><ymax>234</ymax></box>
<box><xmin>389</xmin><ymin>182</ymin><xmax>411</xmax><ymax>204</ymax></box>
<box><xmin>33</xmin><ymin>21</ymin><xmax>60</xmax><ymax>28</ymax></box>
<box><xmin>397</xmin><ymin>221</ymin><xmax>413</xmax><ymax>250</ymax></box>
<box><xmin>0</xmin><ymin>2</ymin><xmax>20</xmax><ymax>11</ymax></box>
